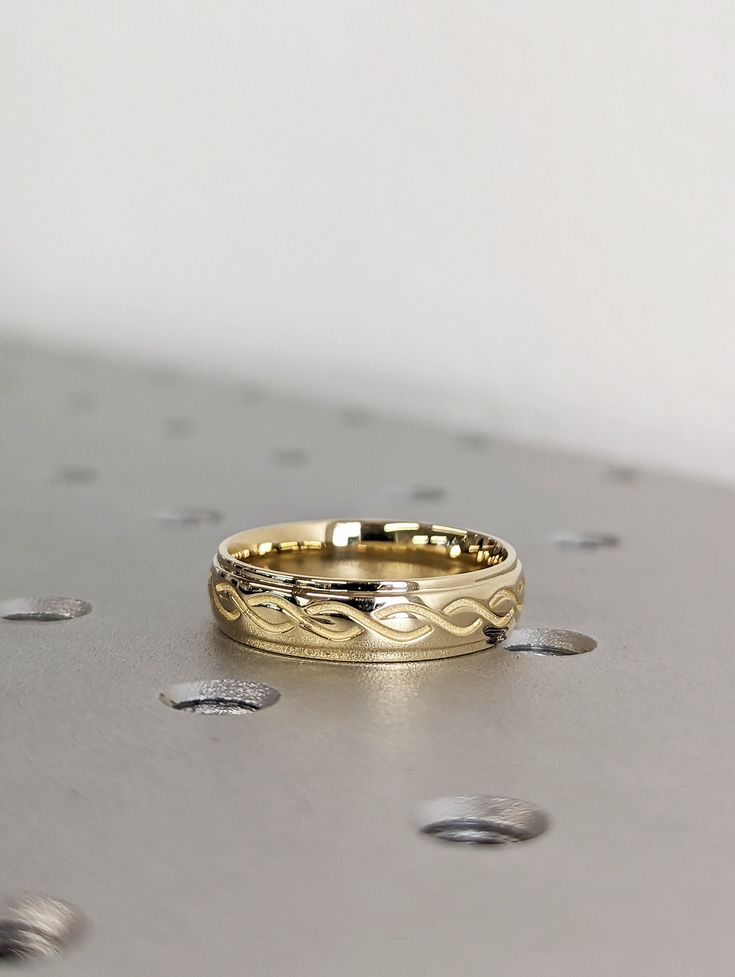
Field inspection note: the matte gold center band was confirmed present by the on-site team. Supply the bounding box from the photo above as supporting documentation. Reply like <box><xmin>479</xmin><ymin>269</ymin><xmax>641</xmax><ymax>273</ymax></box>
<box><xmin>209</xmin><ymin>519</ymin><xmax>524</xmax><ymax>663</ymax></box>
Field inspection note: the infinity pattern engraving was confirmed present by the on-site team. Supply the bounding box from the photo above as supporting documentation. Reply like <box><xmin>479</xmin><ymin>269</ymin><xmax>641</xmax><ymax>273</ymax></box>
<box><xmin>211</xmin><ymin>579</ymin><xmax>524</xmax><ymax>644</ymax></box>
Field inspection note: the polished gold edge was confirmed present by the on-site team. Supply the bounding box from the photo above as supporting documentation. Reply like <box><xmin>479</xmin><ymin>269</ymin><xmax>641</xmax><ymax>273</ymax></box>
<box><xmin>217</xmin><ymin>520</ymin><xmax>517</xmax><ymax>592</ymax></box>
<box><xmin>225</xmin><ymin>535</ymin><xmax>508</xmax><ymax>571</ymax></box>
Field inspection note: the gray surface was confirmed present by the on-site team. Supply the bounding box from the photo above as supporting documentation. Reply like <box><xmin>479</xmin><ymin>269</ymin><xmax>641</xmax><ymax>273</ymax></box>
<box><xmin>1</xmin><ymin>339</ymin><xmax>734</xmax><ymax>976</ymax></box>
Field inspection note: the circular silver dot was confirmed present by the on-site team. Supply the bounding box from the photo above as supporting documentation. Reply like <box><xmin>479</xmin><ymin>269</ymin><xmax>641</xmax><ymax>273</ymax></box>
<box><xmin>0</xmin><ymin>598</ymin><xmax>92</xmax><ymax>622</ymax></box>
<box><xmin>455</xmin><ymin>431</ymin><xmax>491</xmax><ymax>451</ymax></box>
<box><xmin>383</xmin><ymin>485</ymin><xmax>447</xmax><ymax>503</ymax></box>
<box><xmin>0</xmin><ymin>895</ymin><xmax>83</xmax><ymax>961</ymax></box>
<box><xmin>418</xmin><ymin>796</ymin><xmax>549</xmax><ymax>845</ymax></box>
<box><xmin>503</xmin><ymin>627</ymin><xmax>596</xmax><ymax>656</ymax></box>
<box><xmin>608</xmin><ymin>465</ymin><xmax>638</xmax><ymax>483</ymax></box>
<box><xmin>273</xmin><ymin>449</ymin><xmax>308</xmax><ymax>467</ymax></box>
<box><xmin>409</xmin><ymin>486</ymin><xmax>446</xmax><ymax>503</ymax></box>
<box><xmin>554</xmin><ymin>531</ymin><xmax>620</xmax><ymax>550</ymax></box>
<box><xmin>156</xmin><ymin>508</ymin><xmax>222</xmax><ymax>526</ymax></box>
<box><xmin>55</xmin><ymin>465</ymin><xmax>98</xmax><ymax>485</ymax></box>
<box><xmin>160</xmin><ymin>679</ymin><xmax>281</xmax><ymax>715</ymax></box>
<box><xmin>164</xmin><ymin>417</ymin><xmax>195</xmax><ymax>438</ymax></box>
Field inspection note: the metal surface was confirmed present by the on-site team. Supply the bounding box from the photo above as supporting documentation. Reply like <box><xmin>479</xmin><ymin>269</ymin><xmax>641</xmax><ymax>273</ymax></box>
<box><xmin>1</xmin><ymin>339</ymin><xmax>734</xmax><ymax>976</ymax></box>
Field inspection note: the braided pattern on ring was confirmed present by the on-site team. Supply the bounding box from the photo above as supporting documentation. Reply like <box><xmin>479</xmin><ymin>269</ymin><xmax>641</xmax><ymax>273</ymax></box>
<box><xmin>211</xmin><ymin>579</ymin><xmax>524</xmax><ymax>644</ymax></box>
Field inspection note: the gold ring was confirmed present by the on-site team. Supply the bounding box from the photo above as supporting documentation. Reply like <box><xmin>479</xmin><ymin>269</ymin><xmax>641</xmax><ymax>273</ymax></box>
<box><xmin>209</xmin><ymin>520</ymin><xmax>524</xmax><ymax>663</ymax></box>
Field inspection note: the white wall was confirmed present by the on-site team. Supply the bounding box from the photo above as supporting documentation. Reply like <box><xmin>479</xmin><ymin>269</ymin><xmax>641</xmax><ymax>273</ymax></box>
<box><xmin>2</xmin><ymin>1</ymin><xmax>734</xmax><ymax>481</ymax></box>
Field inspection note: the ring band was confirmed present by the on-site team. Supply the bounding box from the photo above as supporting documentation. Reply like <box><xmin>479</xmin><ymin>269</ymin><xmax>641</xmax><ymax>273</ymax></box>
<box><xmin>209</xmin><ymin>520</ymin><xmax>524</xmax><ymax>663</ymax></box>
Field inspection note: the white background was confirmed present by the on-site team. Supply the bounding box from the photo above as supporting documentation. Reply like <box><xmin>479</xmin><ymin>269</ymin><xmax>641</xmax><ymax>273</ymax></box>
<box><xmin>2</xmin><ymin>1</ymin><xmax>734</xmax><ymax>481</ymax></box>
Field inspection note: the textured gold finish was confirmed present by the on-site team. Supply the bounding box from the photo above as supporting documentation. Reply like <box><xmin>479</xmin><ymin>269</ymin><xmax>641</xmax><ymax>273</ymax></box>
<box><xmin>209</xmin><ymin>520</ymin><xmax>524</xmax><ymax>663</ymax></box>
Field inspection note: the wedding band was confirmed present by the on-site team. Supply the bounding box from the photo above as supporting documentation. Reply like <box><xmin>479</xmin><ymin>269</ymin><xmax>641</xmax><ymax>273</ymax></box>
<box><xmin>209</xmin><ymin>519</ymin><xmax>524</xmax><ymax>663</ymax></box>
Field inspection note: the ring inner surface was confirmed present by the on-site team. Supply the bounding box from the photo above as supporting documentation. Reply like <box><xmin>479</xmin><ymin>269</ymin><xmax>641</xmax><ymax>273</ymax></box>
<box><xmin>227</xmin><ymin>521</ymin><xmax>509</xmax><ymax>582</ymax></box>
